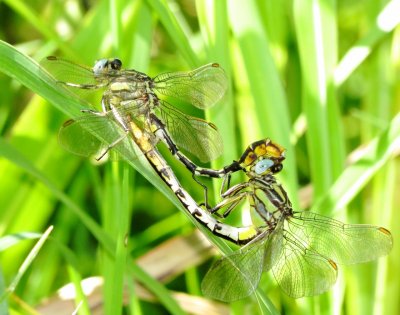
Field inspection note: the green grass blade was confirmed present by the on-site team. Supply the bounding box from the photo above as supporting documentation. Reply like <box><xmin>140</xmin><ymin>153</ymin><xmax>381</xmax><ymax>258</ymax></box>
<box><xmin>0</xmin><ymin>232</ymin><xmax>42</xmax><ymax>252</ymax></box>
<box><xmin>334</xmin><ymin>0</ymin><xmax>400</xmax><ymax>86</ymax></box>
<box><xmin>0</xmin><ymin>267</ymin><xmax>7</xmax><ymax>314</ymax></box>
<box><xmin>293</xmin><ymin>0</ymin><xmax>343</xmax><ymax>199</ymax></box>
<box><xmin>109</xmin><ymin>0</ymin><xmax>123</xmax><ymax>54</ymax></box>
<box><xmin>317</xmin><ymin>112</ymin><xmax>400</xmax><ymax>213</ymax></box>
<box><xmin>0</xmin><ymin>137</ymin><xmax>115</xmax><ymax>254</ymax></box>
<box><xmin>1</xmin><ymin>226</ymin><xmax>53</xmax><ymax>301</ymax></box>
<box><xmin>129</xmin><ymin>264</ymin><xmax>186</xmax><ymax>315</ymax></box>
<box><xmin>146</xmin><ymin>0</ymin><xmax>199</xmax><ymax>67</ymax></box>
<box><xmin>3</xmin><ymin>0</ymin><xmax>79</xmax><ymax>59</ymax></box>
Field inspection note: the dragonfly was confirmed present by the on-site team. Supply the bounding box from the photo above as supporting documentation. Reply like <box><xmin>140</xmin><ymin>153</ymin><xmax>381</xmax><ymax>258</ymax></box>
<box><xmin>42</xmin><ymin>56</ymin><xmax>231</xmax><ymax>182</ymax></box>
<box><xmin>201</xmin><ymin>140</ymin><xmax>393</xmax><ymax>301</ymax></box>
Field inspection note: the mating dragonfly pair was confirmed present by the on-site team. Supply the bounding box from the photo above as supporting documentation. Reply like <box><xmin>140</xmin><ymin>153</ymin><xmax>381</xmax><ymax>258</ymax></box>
<box><xmin>42</xmin><ymin>57</ymin><xmax>393</xmax><ymax>301</ymax></box>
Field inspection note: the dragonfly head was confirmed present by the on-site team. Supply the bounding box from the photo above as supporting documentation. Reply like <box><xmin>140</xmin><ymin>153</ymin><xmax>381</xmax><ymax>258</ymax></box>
<box><xmin>93</xmin><ymin>58</ymin><xmax>122</xmax><ymax>76</ymax></box>
<box><xmin>239</xmin><ymin>138</ymin><xmax>285</xmax><ymax>178</ymax></box>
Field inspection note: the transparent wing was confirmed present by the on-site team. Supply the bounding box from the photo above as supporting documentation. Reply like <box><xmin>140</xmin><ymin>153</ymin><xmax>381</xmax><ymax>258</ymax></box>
<box><xmin>158</xmin><ymin>101</ymin><xmax>223</xmax><ymax>162</ymax></box>
<box><xmin>272</xmin><ymin>228</ymin><xmax>338</xmax><ymax>298</ymax></box>
<box><xmin>41</xmin><ymin>56</ymin><xmax>107</xmax><ymax>109</ymax></box>
<box><xmin>201</xmin><ymin>235</ymin><xmax>266</xmax><ymax>302</ymax></box>
<box><xmin>263</xmin><ymin>221</ymin><xmax>285</xmax><ymax>272</ymax></box>
<box><xmin>288</xmin><ymin>211</ymin><xmax>393</xmax><ymax>265</ymax></box>
<box><xmin>41</xmin><ymin>56</ymin><xmax>99</xmax><ymax>86</ymax></box>
<box><xmin>59</xmin><ymin>114</ymin><xmax>140</xmax><ymax>161</ymax></box>
<box><xmin>153</xmin><ymin>63</ymin><xmax>228</xmax><ymax>109</ymax></box>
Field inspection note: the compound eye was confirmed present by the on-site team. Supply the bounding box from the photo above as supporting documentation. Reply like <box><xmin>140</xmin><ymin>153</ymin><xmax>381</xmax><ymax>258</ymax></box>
<box><xmin>254</xmin><ymin>159</ymin><xmax>274</xmax><ymax>175</ymax></box>
<box><xmin>110</xmin><ymin>58</ymin><xmax>122</xmax><ymax>70</ymax></box>
<box><xmin>93</xmin><ymin>59</ymin><xmax>109</xmax><ymax>75</ymax></box>
<box><xmin>271</xmin><ymin>163</ymin><xmax>283</xmax><ymax>174</ymax></box>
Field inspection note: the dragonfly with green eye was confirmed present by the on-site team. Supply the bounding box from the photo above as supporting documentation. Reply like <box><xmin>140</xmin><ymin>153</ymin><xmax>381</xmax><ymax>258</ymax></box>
<box><xmin>41</xmin><ymin>57</ymin><xmax>231</xmax><ymax>184</ymax></box>
<box><xmin>201</xmin><ymin>140</ymin><xmax>393</xmax><ymax>301</ymax></box>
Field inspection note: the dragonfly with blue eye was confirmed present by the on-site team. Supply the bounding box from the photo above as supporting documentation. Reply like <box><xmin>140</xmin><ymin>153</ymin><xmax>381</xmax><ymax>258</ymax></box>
<box><xmin>42</xmin><ymin>57</ymin><xmax>236</xmax><ymax>189</ymax></box>
<box><xmin>200</xmin><ymin>139</ymin><xmax>393</xmax><ymax>301</ymax></box>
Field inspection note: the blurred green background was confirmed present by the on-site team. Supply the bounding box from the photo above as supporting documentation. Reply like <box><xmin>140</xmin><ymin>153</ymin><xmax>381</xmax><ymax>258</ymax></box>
<box><xmin>0</xmin><ymin>0</ymin><xmax>399</xmax><ymax>314</ymax></box>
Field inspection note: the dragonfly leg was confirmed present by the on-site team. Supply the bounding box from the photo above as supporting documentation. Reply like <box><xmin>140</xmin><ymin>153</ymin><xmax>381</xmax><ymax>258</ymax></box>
<box><xmin>220</xmin><ymin>199</ymin><xmax>243</xmax><ymax>218</ymax></box>
<box><xmin>81</xmin><ymin>109</ymin><xmax>106</xmax><ymax>116</ymax></box>
<box><xmin>190</xmin><ymin>173</ymin><xmax>213</xmax><ymax>209</ymax></box>
<box><xmin>148</xmin><ymin>113</ymin><xmax>240</xmax><ymax>178</ymax></box>
<box><xmin>219</xmin><ymin>174</ymin><xmax>232</xmax><ymax>196</ymax></box>
<box><xmin>210</xmin><ymin>192</ymin><xmax>248</xmax><ymax>217</ymax></box>
<box><xmin>62</xmin><ymin>82</ymin><xmax>102</xmax><ymax>90</ymax></box>
<box><xmin>95</xmin><ymin>131</ymin><xmax>129</xmax><ymax>161</ymax></box>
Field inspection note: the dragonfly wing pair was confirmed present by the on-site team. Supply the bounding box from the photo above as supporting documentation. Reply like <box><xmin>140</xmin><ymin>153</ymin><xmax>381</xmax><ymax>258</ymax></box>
<box><xmin>201</xmin><ymin>217</ymin><xmax>338</xmax><ymax>301</ymax></box>
<box><xmin>153</xmin><ymin>63</ymin><xmax>228</xmax><ymax>109</ymax></box>
<box><xmin>202</xmin><ymin>208</ymin><xmax>393</xmax><ymax>301</ymax></box>
<box><xmin>153</xmin><ymin>63</ymin><xmax>227</xmax><ymax>162</ymax></box>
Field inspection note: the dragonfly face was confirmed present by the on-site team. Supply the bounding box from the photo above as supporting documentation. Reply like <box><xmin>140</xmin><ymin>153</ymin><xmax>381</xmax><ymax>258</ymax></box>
<box><xmin>237</xmin><ymin>138</ymin><xmax>285</xmax><ymax>177</ymax></box>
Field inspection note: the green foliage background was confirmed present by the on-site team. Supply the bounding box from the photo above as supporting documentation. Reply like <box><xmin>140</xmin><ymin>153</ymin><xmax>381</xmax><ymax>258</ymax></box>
<box><xmin>0</xmin><ymin>0</ymin><xmax>399</xmax><ymax>314</ymax></box>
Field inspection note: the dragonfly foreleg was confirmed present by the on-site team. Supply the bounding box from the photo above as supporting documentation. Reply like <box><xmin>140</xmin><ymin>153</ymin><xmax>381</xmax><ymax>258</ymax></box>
<box><xmin>61</xmin><ymin>82</ymin><xmax>105</xmax><ymax>90</ymax></box>
<box><xmin>80</xmin><ymin>109</ymin><xmax>106</xmax><ymax>116</ymax></box>
<box><xmin>210</xmin><ymin>191</ymin><xmax>249</xmax><ymax>217</ymax></box>
<box><xmin>148</xmin><ymin>113</ymin><xmax>240</xmax><ymax>178</ymax></box>
<box><xmin>95</xmin><ymin>130</ymin><xmax>129</xmax><ymax>161</ymax></box>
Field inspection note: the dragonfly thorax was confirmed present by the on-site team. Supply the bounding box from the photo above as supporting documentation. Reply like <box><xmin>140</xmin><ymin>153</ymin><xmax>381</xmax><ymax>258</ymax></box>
<box><xmin>249</xmin><ymin>175</ymin><xmax>292</xmax><ymax>227</ymax></box>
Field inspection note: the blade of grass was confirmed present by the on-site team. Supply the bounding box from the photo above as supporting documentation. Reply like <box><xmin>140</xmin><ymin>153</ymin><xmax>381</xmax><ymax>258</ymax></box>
<box><xmin>145</xmin><ymin>0</ymin><xmax>199</xmax><ymax>67</ymax></box>
<box><xmin>293</xmin><ymin>0</ymin><xmax>344</xmax><ymax>200</ymax></box>
<box><xmin>3</xmin><ymin>0</ymin><xmax>79</xmax><ymax>59</ymax></box>
<box><xmin>103</xmin><ymin>162</ymin><xmax>132</xmax><ymax>315</ymax></box>
<box><xmin>316</xmin><ymin>112</ymin><xmax>400</xmax><ymax>213</ymax></box>
<box><xmin>129</xmin><ymin>264</ymin><xmax>187</xmax><ymax>315</ymax></box>
<box><xmin>361</xmin><ymin>31</ymin><xmax>393</xmax><ymax>314</ymax></box>
<box><xmin>0</xmin><ymin>137</ymin><xmax>114</xmax><ymax>254</ymax></box>
<box><xmin>1</xmin><ymin>226</ymin><xmax>53</xmax><ymax>301</ymax></box>
<box><xmin>334</xmin><ymin>0</ymin><xmax>400</xmax><ymax>86</ymax></box>
<box><xmin>0</xmin><ymin>232</ymin><xmax>42</xmax><ymax>252</ymax></box>
<box><xmin>103</xmin><ymin>3</ymin><xmax>126</xmax><ymax>312</ymax></box>
<box><xmin>109</xmin><ymin>0</ymin><xmax>123</xmax><ymax>54</ymax></box>
<box><xmin>122</xmin><ymin>0</ymin><xmax>152</xmax><ymax>69</ymax></box>
<box><xmin>67</xmin><ymin>265</ymin><xmax>91</xmax><ymax>315</ymax></box>
<box><xmin>0</xmin><ymin>266</ymin><xmax>6</xmax><ymax>314</ymax></box>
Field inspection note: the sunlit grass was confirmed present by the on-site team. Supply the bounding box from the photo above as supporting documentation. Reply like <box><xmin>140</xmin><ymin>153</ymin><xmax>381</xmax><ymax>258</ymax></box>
<box><xmin>0</xmin><ymin>0</ymin><xmax>399</xmax><ymax>314</ymax></box>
